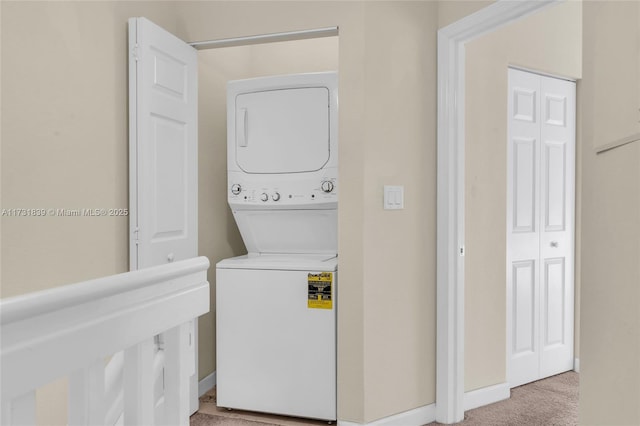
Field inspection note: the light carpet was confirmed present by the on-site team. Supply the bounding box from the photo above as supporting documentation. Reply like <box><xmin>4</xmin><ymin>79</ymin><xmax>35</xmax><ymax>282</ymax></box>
<box><xmin>429</xmin><ymin>371</ymin><xmax>578</xmax><ymax>425</ymax></box>
<box><xmin>190</xmin><ymin>412</ymin><xmax>276</xmax><ymax>426</ymax></box>
<box><xmin>192</xmin><ymin>372</ymin><xmax>578</xmax><ymax>426</ymax></box>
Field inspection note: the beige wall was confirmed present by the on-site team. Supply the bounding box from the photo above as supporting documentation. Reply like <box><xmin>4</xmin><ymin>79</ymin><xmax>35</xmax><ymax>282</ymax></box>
<box><xmin>2</xmin><ymin>0</ymin><xmax>639</xmax><ymax>425</ymax></box>
<box><xmin>463</xmin><ymin>1</ymin><xmax>582</xmax><ymax>392</ymax></box>
<box><xmin>1</xmin><ymin>2</ymin><xmax>182</xmax><ymax>424</ymax></box>
<box><xmin>361</xmin><ymin>2</ymin><xmax>437</xmax><ymax>420</ymax></box>
<box><xmin>1</xmin><ymin>1</ymin><xmax>179</xmax><ymax>297</ymax></box>
<box><xmin>1</xmin><ymin>1</ymin><xmax>438</xmax><ymax>424</ymax></box>
<box><xmin>579</xmin><ymin>1</ymin><xmax>640</xmax><ymax>424</ymax></box>
<box><xmin>437</xmin><ymin>0</ymin><xmax>493</xmax><ymax>29</ymax></box>
<box><xmin>196</xmin><ymin>36</ymin><xmax>339</xmax><ymax>385</ymax></box>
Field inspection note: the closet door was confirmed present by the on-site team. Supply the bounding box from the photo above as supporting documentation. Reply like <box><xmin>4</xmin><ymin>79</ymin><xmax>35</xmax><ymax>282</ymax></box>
<box><xmin>506</xmin><ymin>68</ymin><xmax>575</xmax><ymax>388</ymax></box>
<box><xmin>538</xmin><ymin>75</ymin><xmax>575</xmax><ymax>379</ymax></box>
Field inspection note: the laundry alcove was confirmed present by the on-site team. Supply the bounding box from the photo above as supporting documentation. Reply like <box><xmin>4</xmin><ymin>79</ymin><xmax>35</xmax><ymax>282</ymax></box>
<box><xmin>195</xmin><ymin>33</ymin><xmax>339</xmax><ymax>389</ymax></box>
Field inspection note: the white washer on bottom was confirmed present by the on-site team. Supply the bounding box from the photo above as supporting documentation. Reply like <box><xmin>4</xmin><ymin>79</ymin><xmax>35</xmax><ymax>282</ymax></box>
<box><xmin>216</xmin><ymin>254</ymin><xmax>337</xmax><ymax>421</ymax></box>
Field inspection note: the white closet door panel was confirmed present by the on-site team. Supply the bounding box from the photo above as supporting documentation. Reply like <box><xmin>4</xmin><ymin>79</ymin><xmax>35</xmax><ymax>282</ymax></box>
<box><xmin>539</xmin><ymin>74</ymin><xmax>575</xmax><ymax>378</ymax></box>
<box><xmin>513</xmin><ymin>260</ymin><xmax>537</xmax><ymax>355</ymax></box>
<box><xmin>543</xmin><ymin>258</ymin><xmax>565</xmax><ymax>347</ymax></box>
<box><xmin>543</xmin><ymin>141</ymin><xmax>566</xmax><ymax>232</ymax></box>
<box><xmin>513</xmin><ymin>138</ymin><xmax>537</xmax><ymax>233</ymax></box>
<box><xmin>509</xmin><ymin>260</ymin><xmax>540</xmax><ymax>387</ymax></box>
<box><xmin>507</xmin><ymin>68</ymin><xmax>575</xmax><ymax>388</ymax></box>
<box><xmin>507</xmin><ymin>68</ymin><xmax>542</xmax><ymax>387</ymax></box>
<box><xmin>130</xmin><ymin>17</ymin><xmax>198</xmax><ymax>270</ymax></box>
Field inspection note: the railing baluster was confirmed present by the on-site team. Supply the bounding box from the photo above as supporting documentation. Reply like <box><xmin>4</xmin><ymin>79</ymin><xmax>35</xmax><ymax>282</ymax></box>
<box><xmin>104</xmin><ymin>351</ymin><xmax>124</xmax><ymax>425</ymax></box>
<box><xmin>68</xmin><ymin>361</ymin><xmax>105</xmax><ymax>425</ymax></box>
<box><xmin>163</xmin><ymin>323</ymin><xmax>190</xmax><ymax>426</ymax></box>
<box><xmin>1</xmin><ymin>391</ymin><xmax>36</xmax><ymax>425</ymax></box>
<box><xmin>124</xmin><ymin>338</ymin><xmax>155</xmax><ymax>425</ymax></box>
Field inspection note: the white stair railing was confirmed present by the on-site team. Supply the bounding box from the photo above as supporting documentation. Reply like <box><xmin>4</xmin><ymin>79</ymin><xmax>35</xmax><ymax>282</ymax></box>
<box><xmin>0</xmin><ymin>256</ymin><xmax>210</xmax><ymax>426</ymax></box>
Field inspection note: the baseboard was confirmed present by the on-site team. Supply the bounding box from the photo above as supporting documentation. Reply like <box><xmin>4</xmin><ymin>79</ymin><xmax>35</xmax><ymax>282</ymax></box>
<box><xmin>337</xmin><ymin>403</ymin><xmax>436</xmax><ymax>426</ymax></box>
<box><xmin>574</xmin><ymin>358</ymin><xmax>580</xmax><ymax>373</ymax></box>
<box><xmin>198</xmin><ymin>371</ymin><xmax>216</xmax><ymax>397</ymax></box>
<box><xmin>202</xmin><ymin>379</ymin><xmax>508</xmax><ymax>423</ymax></box>
<box><xmin>463</xmin><ymin>382</ymin><xmax>510</xmax><ymax>411</ymax></box>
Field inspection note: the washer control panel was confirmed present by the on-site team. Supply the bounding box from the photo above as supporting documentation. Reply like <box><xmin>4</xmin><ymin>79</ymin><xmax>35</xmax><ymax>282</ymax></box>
<box><xmin>228</xmin><ymin>175</ymin><xmax>337</xmax><ymax>206</ymax></box>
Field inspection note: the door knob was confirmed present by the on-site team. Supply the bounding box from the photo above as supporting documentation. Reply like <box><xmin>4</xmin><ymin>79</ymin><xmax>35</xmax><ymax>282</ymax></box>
<box><xmin>168</xmin><ymin>253</ymin><xmax>175</xmax><ymax>262</ymax></box>
<box><xmin>550</xmin><ymin>241</ymin><xmax>559</xmax><ymax>248</ymax></box>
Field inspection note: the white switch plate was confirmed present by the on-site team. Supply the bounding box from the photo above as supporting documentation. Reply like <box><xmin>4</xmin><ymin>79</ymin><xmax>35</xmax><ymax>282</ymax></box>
<box><xmin>384</xmin><ymin>185</ymin><xmax>404</xmax><ymax>210</ymax></box>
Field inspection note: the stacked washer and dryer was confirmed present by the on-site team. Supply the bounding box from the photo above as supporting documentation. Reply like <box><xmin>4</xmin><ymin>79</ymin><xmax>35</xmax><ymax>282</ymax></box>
<box><xmin>216</xmin><ymin>72</ymin><xmax>338</xmax><ymax>421</ymax></box>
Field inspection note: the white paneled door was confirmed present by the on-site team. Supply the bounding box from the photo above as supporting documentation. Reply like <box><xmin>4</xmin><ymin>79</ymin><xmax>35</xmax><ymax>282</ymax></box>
<box><xmin>506</xmin><ymin>68</ymin><xmax>575</xmax><ymax>388</ymax></box>
<box><xmin>128</xmin><ymin>17</ymin><xmax>199</xmax><ymax>413</ymax></box>
<box><xmin>129</xmin><ymin>17</ymin><xmax>198</xmax><ymax>270</ymax></box>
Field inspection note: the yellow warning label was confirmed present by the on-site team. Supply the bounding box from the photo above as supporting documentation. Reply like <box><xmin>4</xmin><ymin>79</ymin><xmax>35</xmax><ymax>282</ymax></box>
<box><xmin>308</xmin><ymin>272</ymin><xmax>333</xmax><ymax>309</ymax></box>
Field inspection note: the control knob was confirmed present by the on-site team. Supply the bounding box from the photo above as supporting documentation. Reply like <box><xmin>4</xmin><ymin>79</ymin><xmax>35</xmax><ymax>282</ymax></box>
<box><xmin>321</xmin><ymin>181</ymin><xmax>335</xmax><ymax>193</ymax></box>
<box><xmin>231</xmin><ymin>184</ymin><xmax>242</xmax><ymax>195</ymax></box>
<box><xmin>260</xmin><ymin>193</ymin><xmax>269</xmax><ymax>202</ymax></box>
<box><xmin>272</xmin><ymin>192</ymin><xmax>281</xmax><ymax>201</ymax></box>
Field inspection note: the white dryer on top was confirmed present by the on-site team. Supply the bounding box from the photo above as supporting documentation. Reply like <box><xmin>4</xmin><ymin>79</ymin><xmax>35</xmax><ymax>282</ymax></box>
<box><xmin>226</xmin><ymin>72</ymin><xmax>338</xmax><ymax>255</ymax></box>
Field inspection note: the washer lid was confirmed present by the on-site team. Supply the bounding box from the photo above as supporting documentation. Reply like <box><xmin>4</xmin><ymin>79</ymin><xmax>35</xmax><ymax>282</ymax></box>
<box><xmin>216</xmin><ymin>254</ymin><xmax>338</xmax><ymax>271</ymax></box>
<box><xmin>235</xmin><ymin>87</ymin><xmax>330</xmax><ymax>174</ymax></box>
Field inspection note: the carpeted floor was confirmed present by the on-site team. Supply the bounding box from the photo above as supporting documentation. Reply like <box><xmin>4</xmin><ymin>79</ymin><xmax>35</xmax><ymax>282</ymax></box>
<box><xmin>191</xmin><ymin>371</ymin><xmax>578</xmax><ymax>426</ymax></box>
<box><xmin>190</xmin><ymin>413</ymin><xmax>277</xmax><ymax>426</ymax></box>
<box><xmin>428</xmin><ymin>372</ymin><xmax>578</xmax><ymax>425</ymax></box>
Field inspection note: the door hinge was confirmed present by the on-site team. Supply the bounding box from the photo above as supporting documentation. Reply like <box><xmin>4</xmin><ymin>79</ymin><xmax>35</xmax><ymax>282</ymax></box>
<box><xmin>459</xmin><ymin>246</ymin><xmax>465</xmax><ymax>256</ymax></box>
<box><xmin>132</xmin><ymin>43</ymin><xmax>139</xmax><ymax>62</ymax></box>
<box><xmin>133</xmin><ymin>227</ymin><xmax>140</xmax><ymax>245</ymax></box>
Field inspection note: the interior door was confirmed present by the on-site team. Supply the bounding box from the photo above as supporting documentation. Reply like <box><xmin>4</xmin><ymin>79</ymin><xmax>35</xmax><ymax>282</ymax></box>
<box><xmin>128</xmin><ymin>17</ymin><xmax>199</xmax><ymax>414</ymax></box>
<box><xmin>538</xmin><ymin>75</ymin><xmax>575</xmax><ymax>379</ymax></box>
<box><xmin>506</xmin><ymin>68</ymin><xmax>575</xmax><ymax>388</ymax></box>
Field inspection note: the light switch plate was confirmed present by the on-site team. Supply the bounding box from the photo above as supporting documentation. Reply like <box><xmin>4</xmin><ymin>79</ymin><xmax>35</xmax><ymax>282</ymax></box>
<box><xmin>384</xmin><ymin>185</ymin><xmax>404</xmax><ymax>210</ymax></box>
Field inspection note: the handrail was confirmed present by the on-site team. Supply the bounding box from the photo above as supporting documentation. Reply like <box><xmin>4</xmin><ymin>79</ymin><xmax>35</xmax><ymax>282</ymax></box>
<box><xmin>595</xmin><ymin>132</ymin><xmax>640</xmax><ymax>154</ymax></box>
<box><xmin>1</xmin><ymin>256</ymin><xmax>209</xmax><ymax>324</ymax></box>
<box><xmin>0</xmin><ymin>257</ymin><xmax>210</xmax><ymax>425</ymax></box>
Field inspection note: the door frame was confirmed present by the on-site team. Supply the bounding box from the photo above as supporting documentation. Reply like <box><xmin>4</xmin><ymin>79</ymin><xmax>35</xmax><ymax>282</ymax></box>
<box><xmin>435</xmin><ymin>1</ymin><xmax>562</xmax><ymax>423</ymax></box>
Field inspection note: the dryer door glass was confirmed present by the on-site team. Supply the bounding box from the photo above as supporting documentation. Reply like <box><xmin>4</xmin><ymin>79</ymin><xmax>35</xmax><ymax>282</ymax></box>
<box><xmin>235</xmin><ymin>87</ymin><xmax>330</xmax><ymax>174</ymax></box>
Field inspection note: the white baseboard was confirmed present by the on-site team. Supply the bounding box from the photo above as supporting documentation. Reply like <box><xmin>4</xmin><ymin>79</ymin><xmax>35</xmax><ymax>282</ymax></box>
<box><xmin>574</xmin><ymin>358</ymin><xmax>580</xmax><ymax>373</ymax></box>
<box><xmin>202</xmin><ymin>378</ymin><xmax>509</xmax><ymax>423</ymax></box>
<box><xmin>198</xmin><ymin>371</ymin><xmax>216</xmax><ymax>397</ymax></box>
<box><xmin>337</xmin><ymin>403</ymin><xmax>436</xmax><ymax>426</ymax></box>
<box><xmin>463</xmin><ymin>382</ymin><xmax>510</xmax><ymax>411</ymax></box>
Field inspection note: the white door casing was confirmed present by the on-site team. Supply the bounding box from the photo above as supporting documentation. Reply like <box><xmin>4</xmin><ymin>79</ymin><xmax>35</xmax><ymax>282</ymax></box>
<box><xmin>128</xmin><ymin>17</ymin><xmax>199</xmax><ymax>414</ymax></box>
<box><xmin>506</xmin><ymin>68</ymin><xmax>575</xmax><ymax>388</ymax></box>
<box><xmin>436</xmin><ymin>2</ymin><xmax>561</xmax><ymax>422</ymax></box>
